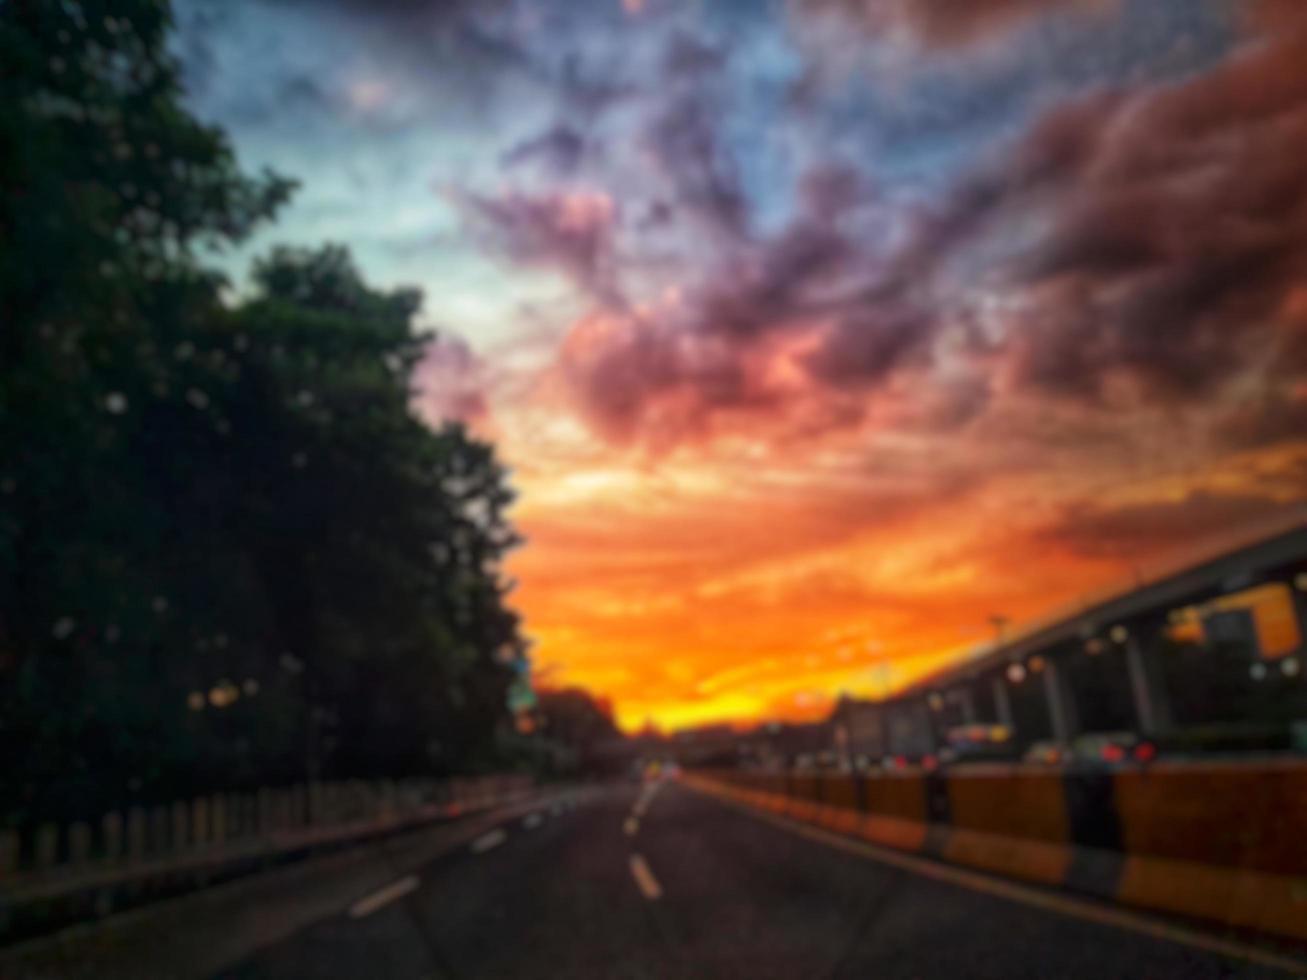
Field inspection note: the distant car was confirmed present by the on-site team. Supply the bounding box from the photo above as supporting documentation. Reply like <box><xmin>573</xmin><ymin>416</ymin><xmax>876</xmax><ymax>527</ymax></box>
<box><xmin>1072</xmin><ymin>731</ymin><xmax>1159</xmax><ymax>764</ymax></box>
<box><xmin>942</xmin><ymin>724</ymin><xmax>1019</xmax><ymax>764</ymax></box>
<box><xmin>1022</xmin><ymin>732</ymin><xmax>1157</xmax><ymax>767</ymax></box>
<box><xmin>1071</xmin><ymin>731</ymin><xmax>1136</xmax><ymax>764</ymax></box>
<box><xmin>1022</xmin><ymin>741</ymin><xmax>1067</xmax><ymax>765</ymax></box>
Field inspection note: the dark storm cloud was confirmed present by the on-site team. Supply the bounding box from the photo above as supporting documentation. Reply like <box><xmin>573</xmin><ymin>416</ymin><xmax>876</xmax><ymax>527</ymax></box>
<box><xmin>271</xmin><ymin>0</ymin><xmax>1300</xmax><ymax>456</ymax></box>
<box><xmin>175</xmin><ymin>0</ymin><xmax>548</xmax><ymax>136</ymax></box>
<box><xmin>661</xmin><ymin>31</ymin><xmax>729</xmax><ymax>77</ymax></box>
<box><xmin>998</xmin><ymin>27</ymin><xmax>1307</xmax><ymax>402</ymax></box>
<box><xmin>550</xmin><ymin>160</ymin><xmax>932</xmax><ymax>444</ymax></box>
<box><xmin>551</xmin><ymin>5</ymin><xmax>1307</xmax><ymax>448</ymax></box>
<box><xmin>644</xmin><ymin>92</ymin><xmax>751</xmax><ymax>242</ymax></box>
<box><xmin>260</xmin><ymin>0</ymin><xmax>505</xmax><ymax>22</ymax></box>
<box><xmin>451</xmin><ymin>188</ymin><xmax>621</xmax><ymax>302</ymax></box>
<box><xmin>501</xmin><ymin>125</ymin><xmax>588</xmax><ymax>175</ymax></box>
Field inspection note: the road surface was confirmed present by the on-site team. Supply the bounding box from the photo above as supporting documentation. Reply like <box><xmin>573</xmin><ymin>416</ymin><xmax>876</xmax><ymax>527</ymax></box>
<box><xmin>207</xmin><ymin>780</ymin><xmax>1298</xmax><ymax>979</ymax></box>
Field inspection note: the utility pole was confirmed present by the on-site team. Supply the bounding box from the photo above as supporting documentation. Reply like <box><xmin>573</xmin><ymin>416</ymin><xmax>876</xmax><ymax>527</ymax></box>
<box><xmin>988</xmin><ymin>615</ymin><xmax>1010</xmax><ymax>648</ymax></box>
<box><xmin>988</xmin><ymin>615</ymin><xmax>1014</xmax><ymax>729</ymax></box>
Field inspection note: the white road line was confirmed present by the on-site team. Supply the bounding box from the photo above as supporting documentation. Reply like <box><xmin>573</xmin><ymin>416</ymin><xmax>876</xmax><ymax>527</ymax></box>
<box><xmin>633</xmin><ymin>783</ymin><xmax>660</xmax><ymax>818</ymax></box>
<box><xmin>624</xmin><ymin>816</ymin><xmax>639</xmax><ymax>836</ymax></box>
<box><xmin>705</xmin><ymin>794</ymin><xmax>1307</xmax><ymax>976</ymax></box>
<box><xmin>470</xmin><ymin>828</ymin><xmax>507</xmax><ymax>854</ymax></box>
<box><xmin>522</xmin><ymin>812</ymin><xmax>544</xmax><ymax>830</ymax></box>
<box><xmin>348</xmin><ymin>875</ymin><xmax>420</xmax><ymax>919</ymax></box>
<box><xmin>629</xmin><ymin>853</ymin><xmax>663</xmax><ymax>900</ymax></box>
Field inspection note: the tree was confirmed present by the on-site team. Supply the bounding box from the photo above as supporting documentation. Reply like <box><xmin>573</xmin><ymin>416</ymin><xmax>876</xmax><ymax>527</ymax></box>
<box><xmin>1</xmin><ymin>0</ymin><xmax>291</xmax><ymax>820</ymax></box>
<box><xmin>0</xmin><ymin>2</ymin><xmax>524</xmax><ymax>824</ymax></box>
<box><xmin>535</xmin><ymin>688</ymin><xmax>621</xmax><ymax>765</ymax></box>
<box><xmin>218</xmin><ymin>245</ymin><xmax>526</xmax><ymax>780</ymax></box>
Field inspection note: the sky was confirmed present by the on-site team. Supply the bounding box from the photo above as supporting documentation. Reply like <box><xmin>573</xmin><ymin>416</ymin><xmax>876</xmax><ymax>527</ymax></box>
<box><xmin>173</xmin><ymin>0</ymin><xmax>1307</xmax><ymax>731</ymax></box>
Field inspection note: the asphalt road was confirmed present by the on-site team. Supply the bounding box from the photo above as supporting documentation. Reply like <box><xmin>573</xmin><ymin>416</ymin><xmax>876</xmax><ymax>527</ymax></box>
<box><xmin>213</xmin><ymin>780</ymin><xmax>1301</xmax><ymax>980</ymax></box>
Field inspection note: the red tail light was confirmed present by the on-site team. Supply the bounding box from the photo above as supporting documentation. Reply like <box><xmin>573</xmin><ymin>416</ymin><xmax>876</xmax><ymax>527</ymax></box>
<box><xmin>893</xmin><ymin>755</ymin><xmax>907</xmax><ymax>769</ymax></box>
<box><xmin>922</xmin><ymin>755</ymin><xmax>938</xmax><ymax>771</ymax></box>
<box><xmin>1133</xmin><ymin>742</ymin><xmax>1157</xmax><ymax>763</ymax></box>
<box><xmin>1101</xmin><ymin>744</ymin><xmax>1126</xmax><ymax>763</ymax></box>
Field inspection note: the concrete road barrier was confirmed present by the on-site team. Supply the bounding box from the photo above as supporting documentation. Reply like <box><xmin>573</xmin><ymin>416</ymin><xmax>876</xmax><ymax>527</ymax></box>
<box><xmin>684</xmin><ymin>759</ymin><xmax>1307</xmax><ymax>945</ymax></box>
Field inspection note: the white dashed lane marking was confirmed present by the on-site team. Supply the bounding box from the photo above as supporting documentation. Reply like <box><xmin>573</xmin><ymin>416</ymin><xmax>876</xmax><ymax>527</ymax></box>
<box><xmin>348</xmin><ymin>875</ymin><xmax>419</xmax><ymax>919</ymax></box>
<box><xmin>470</xmin><ymin>828</ymin><xmax>508</xmax><ymax>854</ymax></box>
<box><xmin>629</xmin><ymin>854</ymin><xmax>663</xmax><ymax>900</ymax></box>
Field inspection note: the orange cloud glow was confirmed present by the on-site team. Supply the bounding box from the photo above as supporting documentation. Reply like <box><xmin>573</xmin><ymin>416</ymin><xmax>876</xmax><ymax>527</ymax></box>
<box><xmin>489</xmin><ymin>379</ymin><xmax>1307</xmax><ymax>731</ymax></box>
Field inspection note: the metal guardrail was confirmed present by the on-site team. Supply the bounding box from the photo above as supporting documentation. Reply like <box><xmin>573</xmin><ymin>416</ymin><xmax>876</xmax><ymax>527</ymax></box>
<box><xmin>0</xmin><ymin>774</ymin><xmax>534</xmax><ymax>945</ymax></box>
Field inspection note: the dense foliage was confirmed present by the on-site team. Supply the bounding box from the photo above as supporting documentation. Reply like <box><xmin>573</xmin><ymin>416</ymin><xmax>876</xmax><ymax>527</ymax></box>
<box><xmin>1</xmin><ymin>0</ymin><xmax>527</xmax><ymax>823</ymax></box>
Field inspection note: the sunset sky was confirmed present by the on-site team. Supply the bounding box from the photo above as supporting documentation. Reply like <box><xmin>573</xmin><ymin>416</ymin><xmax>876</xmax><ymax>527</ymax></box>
<box><xmin>174</xmin><ymin>0</ymin><xmax>1307</xmax><ymax>731</ymax></box>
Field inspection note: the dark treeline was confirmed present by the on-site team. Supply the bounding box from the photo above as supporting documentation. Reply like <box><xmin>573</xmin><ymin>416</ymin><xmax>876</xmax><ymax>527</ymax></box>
<box><xmin>1</xmin><ymin>0</ymin><xmax>530</xmax><ymax>824</ymax></box>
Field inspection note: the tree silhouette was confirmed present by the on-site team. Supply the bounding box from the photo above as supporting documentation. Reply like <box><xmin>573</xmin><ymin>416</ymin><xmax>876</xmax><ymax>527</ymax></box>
<box><xmin>1</xmin><ymin>2</ymin><xmax>525</xmax><ymax>824</ymax></box>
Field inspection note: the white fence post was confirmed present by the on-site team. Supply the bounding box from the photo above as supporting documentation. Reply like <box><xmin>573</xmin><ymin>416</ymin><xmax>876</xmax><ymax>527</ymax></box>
<box><xmin>210</xmin><ymin>795</ymin><xmax>227</xmax><ymax>846</ymax></box>
<box><xmin>35</xmin><ymin>824</ymin><xmax>58</xmax><ymax>871</ymax></box>
<box><xmin>0</xmin><ymin>830</ymin><xmax>19</xmax><ymax>876</ymax></box>
<box><xmin>171</xmin><ymin>801</ymin><xmax>189</xmax><ymax>852</ymax></box>
<box><xmin>192</xmin><ymin>798</ymin><xmax>209</xmax><ymax>848</ymax></box>
<box><xmin>127</xmin><ymin>807</ymin><xmax>146</xmax><ymax>861</ymax></box>
<box><xmin>68</xmin><ymin>822</ymin><xmax>92</xmax><ymax>867</ymax></box>
<box><xmin>102</xmin><ymin>812</ymin><xmax>123</xmax><ymax>863</ymax></box>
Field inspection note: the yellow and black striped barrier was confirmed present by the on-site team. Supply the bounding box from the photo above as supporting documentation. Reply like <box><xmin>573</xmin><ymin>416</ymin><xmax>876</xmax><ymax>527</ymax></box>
<box><xmin>682</xmin><ymin>761</ymin><xmax>1307</xmax><ymax>944</ymax></box>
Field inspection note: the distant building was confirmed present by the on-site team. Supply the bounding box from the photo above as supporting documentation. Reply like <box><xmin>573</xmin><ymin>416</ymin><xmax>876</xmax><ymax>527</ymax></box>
<box><xmin>831</xmin><ymin>697</ymin><xmax>886</xmax><ymax>763</ymax></box>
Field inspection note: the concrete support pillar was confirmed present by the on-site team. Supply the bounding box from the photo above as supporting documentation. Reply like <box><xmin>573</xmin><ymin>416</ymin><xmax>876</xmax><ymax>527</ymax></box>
<box><xmin>1125</xmin><ymin>635</ymin><xmax>1172</xmax><ymax>735</ymax></box>
<box><xmin>210</xmin><ymin>795</ymin><xmax>226</xmax><ymax>845</ymax></box>
<box><xmin>35</xmin><ymin>824</ymin><xmax>58</xmax><ymax>870</ymax></box>
<box><xmin>171</xmin><ymin>801</ymin><xmax>189</xmax><ymax>851</ymax></box>
<box><xmin>292</xmin><ymin>784</ymin><xmax>307</xmax><ymax>827</ymax></box>
<box><xmin>149</xmin><ymin>806</ymin><xmax>169</xmax><ymax>854</ymax></box>
<box><xmin>956</xmin><ymin>688</ymin><xmax>977</xmax><ymax>724</ymax></box>
<box><xmin>1043</xmin><ymin>659</ymin><xmax>1077</xmax><ymax>743</ymax></box>
<box><xmin>309</xmin><ymin>782</ymin><xmax>325</xmax><ymax>826</ymax></box>
<box><xmin>127</xmin><ymin>807</ymin><xmax>146</xmax><ymax>861</ymax></box>
<box><xmin>991</xmin><ymin>677</ymin><xmax>1014</xmax><ymax>730</ymax></box>
<box><xmin>258</xmin><ymin>789</ymin><xmax>273</xmax><ymax>836</ymax></box>
<box><xmin>1289</xmin><ymin>574</ymin><xmax>1307</xmax><ymax>656</ymax></box>
<box><xmin>0</xmin><ymin>830</ymin><xmax>18</xmax><ymax>875</ymax></box>
<box><xmin>102</xmin><ymin>812</ymin><xmax>123</xmax><ymax>862</ymax></box>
